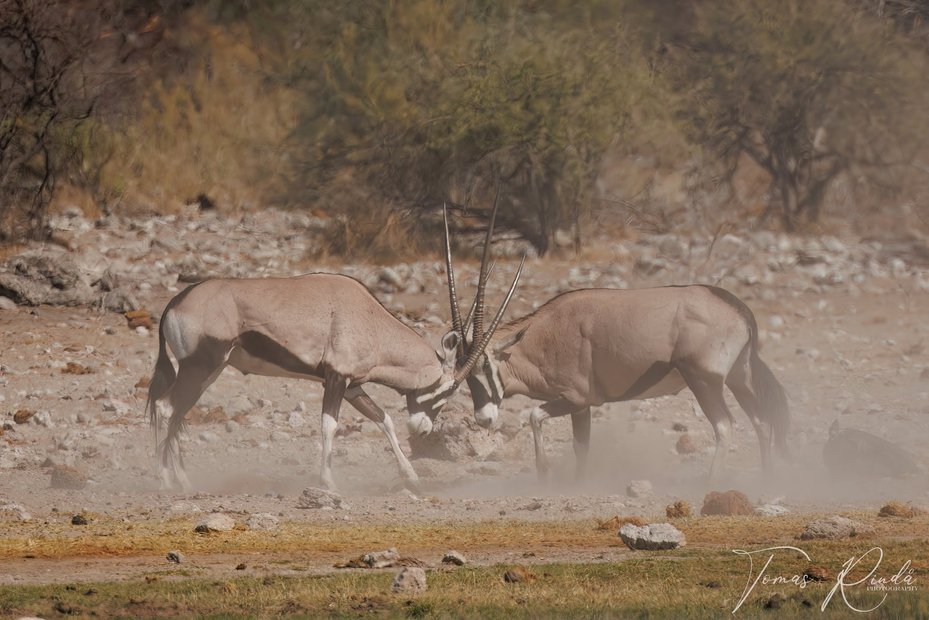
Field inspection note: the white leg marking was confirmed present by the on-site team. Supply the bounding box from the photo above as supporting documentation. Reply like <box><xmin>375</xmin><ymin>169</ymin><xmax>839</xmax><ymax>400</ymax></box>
<box><xmin>378</xmin><ymin>414</ymin><xmax>419</xmax><ymax>483</ymax></box>
<box><xmin>320</xmin><ymin>412</ymin><xmax>339</xmax><ymax>491</ymax></box>
<box><xmin>709</xmin><ymin>417</ymin><xmax>732</xmax><ymax>479</ymax></box>
<box><xmin>530</xmin><ymin>406</ymin><xmax>551</xmax><ymax>479</ymax></box>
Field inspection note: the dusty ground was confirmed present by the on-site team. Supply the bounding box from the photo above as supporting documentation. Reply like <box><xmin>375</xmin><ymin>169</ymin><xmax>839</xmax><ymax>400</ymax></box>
<box><xmin>1</xmin><ymin>209</ymin><xmax>928</xmax><ymax>595</ymax></box>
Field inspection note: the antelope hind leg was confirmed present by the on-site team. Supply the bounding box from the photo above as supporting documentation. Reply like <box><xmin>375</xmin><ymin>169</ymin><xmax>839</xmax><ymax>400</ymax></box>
<box><xmin>157</xmin><ymin>361</ymin><xmax>222</xmax><ymax>492</ymax></box>
<box><xmin>320</xmin><ymin>373</ymin><xmax>348</xmax><ymax>491</ymax></box>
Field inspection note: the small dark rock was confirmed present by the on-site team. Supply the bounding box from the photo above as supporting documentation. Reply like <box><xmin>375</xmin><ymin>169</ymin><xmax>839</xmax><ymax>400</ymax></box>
<box><xmin>166</xmin><ymin>551</ymin><xmax>183</xmax><ymax>564</ymax></box>
<box><xmin>71</xmin><ymin>514</ymin><xmax>88</xmax><ymax>525</ymax></box>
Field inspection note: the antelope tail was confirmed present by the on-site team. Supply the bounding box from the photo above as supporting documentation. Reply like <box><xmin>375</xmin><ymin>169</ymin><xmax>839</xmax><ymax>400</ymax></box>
<box><xmin>146</xmin><ymin>307</ymin><xmax>177</xmax><ymax>446</ymax></box>
<box><xmin>749</xmin><ymin>344</ymin><xmax>790</xmax><ymax>458</ymax></box>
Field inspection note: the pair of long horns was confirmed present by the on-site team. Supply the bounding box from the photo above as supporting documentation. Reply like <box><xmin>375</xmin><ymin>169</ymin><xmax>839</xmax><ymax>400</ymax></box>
<box><xmin>443</xmin><ymin>199</ymin><xmax>524</xmax><ymax>386</ymax></box>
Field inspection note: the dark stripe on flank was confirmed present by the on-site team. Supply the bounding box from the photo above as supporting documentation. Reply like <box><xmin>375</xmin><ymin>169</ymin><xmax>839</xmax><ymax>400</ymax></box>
<box><xmin>618</xmin><ymin>361</ymin><xmax>673</xmax><ymax>401</ymax></box>
<box><xmin>238</xmin><ymin>331</ymin><xmax>321</xmax><ymax>377</ymax></box>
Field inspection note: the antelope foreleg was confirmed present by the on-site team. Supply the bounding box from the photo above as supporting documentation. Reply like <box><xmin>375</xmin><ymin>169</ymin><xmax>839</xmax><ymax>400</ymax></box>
<box><xmin>346</xmin><ymin>387</ymin><xmax>420</xmax><ymax>491</ymax></box>
<box><xmin>530</xmin><ymin>399</ymin><xmax>585</xmax><ymax>481</ymax></box>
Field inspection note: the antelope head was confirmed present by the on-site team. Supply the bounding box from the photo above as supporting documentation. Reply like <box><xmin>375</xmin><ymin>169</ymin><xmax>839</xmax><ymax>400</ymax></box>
<box><xmin>417</xmin><ymin>200</ymin><xmax>524</xmax><ymax>433</ymax></box>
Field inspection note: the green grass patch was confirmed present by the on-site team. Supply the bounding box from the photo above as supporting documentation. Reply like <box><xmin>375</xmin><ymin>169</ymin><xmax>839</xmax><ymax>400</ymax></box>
<box><xmin>2</xmin><ymin>542</ymin><xmax>928</xmax><ymax>619</ymax></box>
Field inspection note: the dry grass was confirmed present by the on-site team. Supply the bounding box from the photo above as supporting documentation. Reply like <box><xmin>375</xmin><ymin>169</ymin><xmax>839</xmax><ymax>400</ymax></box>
<box><xmin>2</xmin><ymin>512</ymin><xmax>928</xmax><ymax>562</ymax></box>
<box><xmin>1</xmin><ymin>544</ymin><xmax>927</xmax><ymax>618</ymax></box>
<box><xmin>2</xmin><ymin>513</ymin><xmax>929</xmax><ymax>617</ymax></box>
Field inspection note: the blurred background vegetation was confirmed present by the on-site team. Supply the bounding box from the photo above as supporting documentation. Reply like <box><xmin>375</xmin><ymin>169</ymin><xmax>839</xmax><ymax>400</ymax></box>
<box><xmin>2</xmin><ymin>0</ymin><xmax>928</xmax><ymax>257</ymax></box>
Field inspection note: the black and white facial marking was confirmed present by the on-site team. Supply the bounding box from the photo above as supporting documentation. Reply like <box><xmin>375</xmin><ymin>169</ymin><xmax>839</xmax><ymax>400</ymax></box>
<box><xmin>466</xmin><ymin>353</ymin><xmax>505</xmax><ymax>428</ymax></box>
<box><xmin>406</xmin><ymin>330</ymin><xmax>461</xmax><ymax>436</ymax></box>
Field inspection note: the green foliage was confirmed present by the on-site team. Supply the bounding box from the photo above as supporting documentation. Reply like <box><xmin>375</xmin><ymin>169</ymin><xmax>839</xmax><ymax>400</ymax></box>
<box><xmin>4</xmin><ymin>0</ymin><xmax>928</xmax><ymax>246</ymax></box>
<box><xmin>668</xmin><ymin>0</ymin><xmax>929</xmax><ymax>229</ymax></box>
<box><xmin>260</xmin><ymin>1</ymin><xmax>661</xmax><ymax>254</ymax></box>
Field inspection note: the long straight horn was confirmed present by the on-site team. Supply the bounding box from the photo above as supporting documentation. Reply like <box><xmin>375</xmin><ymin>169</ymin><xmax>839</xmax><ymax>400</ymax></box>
<box><xmin>443</xmin><ymin>204</ymin><xmax>465</xmax><ymax>358</ymax></box>
<box><xmin>469</xmin><ymin>186</ymin><xmax>501</xmax><ymax>347</ymax></box>
<box><xmin>462</xmin><ymin>261</ymin><xmax>494</xmax><ymax>344</ymax></box>
<box><xmin>454</xmin><ymin>254</ymin><xmax>525</xmax><ymax>385</ymax></box>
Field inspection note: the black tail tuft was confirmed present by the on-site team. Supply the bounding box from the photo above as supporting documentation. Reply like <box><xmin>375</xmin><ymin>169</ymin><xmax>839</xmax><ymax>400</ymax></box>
<box><xmin>750</xmin><ymin>349</ymin><xmax>790</xmax><ymax>457</ymax></box>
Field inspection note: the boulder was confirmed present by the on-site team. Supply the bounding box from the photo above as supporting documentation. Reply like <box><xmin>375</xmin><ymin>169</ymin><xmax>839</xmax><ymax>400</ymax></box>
<box><xmin>408</xmin><ymin>413</ymin><xmax>503</xmax><ymax>461</ymax></box>
<box><xmin>391</xmin><ymin>567</ymin><xmax>427</xmax><ymax>594</ymax></box>
<box><xmin>296</xmin><ymin>487</ymin><xmax>344</xmax><ymax>510</ymax></box>
<box><xmin>701</xmin><ymin>490</ymin><xmax>753</xmax><ymax>516</ymax></box>
<box><xmin>799</xmin><ymin>516</ymin><xmax>872</xmax><ymax>540</ymax></box>
<box><xmin>626</xmin><ymin>480</ymin><xmax>653</xmax><ymax>499</ymax></box>
<box><xmin>824</xmin><ymin>422</ymin><xmax>920</xmax><ymax>479</ymax></box>
<box><xmin>194</xmin><ymin>513</ymin><xmax>236</xmax><ymax>533</ymax></box>
<box><xmin>619</xmin><ymin>523</ymin><xmax>686</xmax><ymax>550</ymax></box>
<box><xmin>442</xmin><ymin>551</ymin><xmax>467</xmax><ymax>566</ymax></box>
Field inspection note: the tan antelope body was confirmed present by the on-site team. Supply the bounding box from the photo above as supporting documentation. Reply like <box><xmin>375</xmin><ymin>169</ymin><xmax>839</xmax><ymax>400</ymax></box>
<box><xmin>459</xmin><ymin>284</ymin><xmax>790</xmax><ymax>479</ymax></box>
<box><xmin>147</xmin><ymin>268</ymin><xmax>521</xmax><ymax>492</ymax></box>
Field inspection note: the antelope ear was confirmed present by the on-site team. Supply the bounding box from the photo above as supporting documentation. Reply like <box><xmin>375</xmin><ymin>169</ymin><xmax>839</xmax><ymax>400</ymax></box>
<box><xmin>494</xmin><ymin>327</ymin><xmax>526</xmax><ymax>355</ymax></box>
<box><xmin>439</xmin><ymin>330</ymin><xmax>461</xmax><ymax>365</ymax></box>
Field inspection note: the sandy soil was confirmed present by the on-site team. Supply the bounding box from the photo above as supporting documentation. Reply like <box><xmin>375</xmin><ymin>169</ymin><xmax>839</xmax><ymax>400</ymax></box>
<box><xmin>1</xmin><ymin>215</ymin><xmax>928</xmax><ymax>586</ymax></box>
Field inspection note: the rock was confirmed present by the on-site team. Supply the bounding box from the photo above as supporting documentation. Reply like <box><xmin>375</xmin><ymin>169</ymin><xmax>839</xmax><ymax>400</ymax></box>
<box><xmin>194</xmin><ymin>513</ymin><xmax>236</xmax><ymax>533</ymax></box>
<box><xmin>71</xmin><ymin>514</ymin><xmax>88</xmax><ymax>525</ymax></box>
<box><xmin>391</xmin><ymin>567</ymin><xmax>427</xmax><ymax>594</ymax></box>
<box><xmin>503</xmin><ymin>566</ymin><xmax>535</xmax><ymax>583</ymax></box>
<box><xmin>50</xmin><ymin>465</ymin><xmax>87</xmax><ymax>490</ymax></box>
<box><xmin>246</xmin><ymin>513</ymin><xmax>280</xmax><ymax>531</ymax></box>
<box><xmin>626</xmin><ymin>480</ymin><xmax>653</xmax><ymax>499</ymax></box>
<box><xmin>675</xmin><ymin>434</ymin><xmax>696</xmax><ymax>455</ymax></box>
<box><xmin>619</xmin><ymin>523</ymin><xmax>686</xmax><ymax>550</ymax></box>
<box><xmin>0</xmin><ymin>295</ymin><xmax>16</xmax><ymax>310</ymax></box>
<box><xmin>363</xmin><ymin>548</ymin><xmax>401</xmax><ymax>568</ymax></box>
<box><xmin>878</xmin><ymin>501</ymin><xmax>918</xmax><ymax>518</ymax></box>
<box><xmin>665</xmin><ymin>500</ymin><xmax>692</xmax><ymax>518</ymax></box>
<box><xmin>824</xmin><ymin>421</ymin><xmax>920</xmax><ymax>479</ymax></box>
<box><xmin>236</xmin><ymin>562</ymin><xmax>247</xmax><ymax>570</ymax></box>
<box><xmin>701</xmin><ymin>490</ymin><xmax>753</xmax><ymax>516</ymax></box>
<box><xmin>32</xmin><ymin>411</ymin><xmax>54</xmax><ymax>428</ymax></box>
<box><xmin>296</xmin><ymin>487</ymin><xmax>344</xmax><ymax>510</ymax></box>
<box><xmin>442</xmin><ymin>551</ymin><xmax>467</xmax><ymax>566</ymax></box>
<box><xmin>13</xmin><ymin>409</ymin><xmax>35</xmax><ymax>424</ymax></box>
<box><xmin>799</xmin><ymin>516</ymin><xmax>872</xmax><ymax>540</ymax></box>
<box><xmin>168</xmin><ymin>501</ymin><xmax>203</xmax><ymax>515</ymax></box>
<box><xmin>166</xmin><ymin>550</ymin><xmax>183</xmax><ymax>564</ymax></box>
<box><xmin>124</xmin><ymin>309</ymin><xmax>153</xmax><ymax>330</ymax></box>
<box><xmin>754</xmin><ymin>503</ymin><xmax>791</xmax><ymax>517</ymax></box>
<box><xmin>408</xmin><ymin>414</ymin><xmax>503</xmax><ymax>461</ymax></box>
<box><xmin>197</xmin><ymin>430</ymin><xmax>221</xmax><ymax>443</ymax></box>
<box><xmin>671</xmin><ymin>422</ymin><xmax>688</xmax><ymax>432</ymax></box>
<box><xmin>0</xmin><ymin>503</ymin><xmax>32</xmax><ymax>521</ymax></box>
<box><xmin>0</xmin><ymin>249</ymin><xmax>94</xmax><ymax>306</ymax></box>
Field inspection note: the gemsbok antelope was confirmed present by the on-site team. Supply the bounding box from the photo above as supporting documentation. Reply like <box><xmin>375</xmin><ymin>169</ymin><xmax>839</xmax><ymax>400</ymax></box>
<box><xmin>442</xmin><ymin>220</ymin><xmax>789</xmax><ymax>480</ymax></box>
<box><xmin>147</xmin><ymin>239</ymin><xmax>522</xmax><ymax>492</ymax></box>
